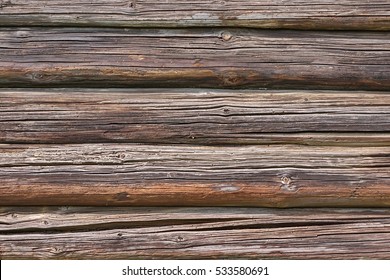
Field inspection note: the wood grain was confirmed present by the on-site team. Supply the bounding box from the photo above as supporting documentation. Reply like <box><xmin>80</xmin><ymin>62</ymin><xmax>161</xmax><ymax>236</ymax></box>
<box><xmin>1</xmin><ymin>89</ymin><xmax>390</xmax><ymax>146</ymax></box>
<box><xmin>1</xmin><ymin>0</ymin><xmax>389</xmax><ymax>262</ymax></box>
<box><xmin>0</xmin><ymin>28</ymin><xmax>389</xmax><ymax>89</ymax></box>
<box><xmin>1</xmin><ymin>207</ymin><xmax>390</xmax><ymax>259</ymax></box>
<box><xmin>0</xmin><ymin>0</ymin><xmax>389</xmax><ymax>30</ymax></box>
<box><xmin>1</xmin><ymin>144</ymin><xmax>389</xmax><ymax>207</ymax></box>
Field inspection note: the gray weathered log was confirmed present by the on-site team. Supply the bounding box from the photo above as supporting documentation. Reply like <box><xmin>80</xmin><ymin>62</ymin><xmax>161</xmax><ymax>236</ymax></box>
<box><xmin>1</xmin><ymin>144</ymin><xmax>389</xmax><ymax>207</ymax></box>
<box><xmin>0</xmin><ymin>28</ymin><xmax>389</xmax><ymax>89</ymax></box>
<box><xmin>0</xmin><ymin>0</ymin><xmax>389</xmax><ymax>30</ymax></box>
<box><xmin>1</xmin><ymin>207</ymin><xmax>390</xmax><ymax>259</ymax></box>
<box><xmin>1</xmin><ymin>89</ymin><xmax>390</xmax><ymax>145</ymax></box>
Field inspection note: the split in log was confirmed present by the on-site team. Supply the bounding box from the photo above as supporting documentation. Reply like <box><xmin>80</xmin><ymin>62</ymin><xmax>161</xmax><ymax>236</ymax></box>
<box><xmin>1</xmin><ymin>144</ymin><xmax>389</xmax><ymax>207</ymax></box>
<box><xmin>1</xmin><ymin>89</ymin><xmax>389</xmax><ymax>146</ymax></box>
<box><xmin>0</xmin><ymin>28</ymin><xmax>389</xmax><ymax>89</ymax></box>
<box><xmin>1</xmin><ymin>207</ymin><xmax>390</xmax><ymax>259</ymax></box>
<box><xmin>0</xmin><ymin>0</ymin><xmax>389</xmax><ymax>30</ymax></box>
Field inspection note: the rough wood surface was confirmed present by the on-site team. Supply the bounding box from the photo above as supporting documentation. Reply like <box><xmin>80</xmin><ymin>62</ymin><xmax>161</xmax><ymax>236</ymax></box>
<box><xmin>1</xmin><ymin>89</ymin><xmax>390</xmax><ymax>146</ymax></box>
<box><xmin>1</xmin><ymin>0</ymin><xmax>389</xmax><ymax>262</ymax></box>
<box><xmin>1</xmin><ymin>144</ymin><xmax>389</xmax><ymax>207</ymax></box>
<box><xmin>1</xmin><ymin>207</ymin><xmax>390</xmax><ymax>259</ymax></box>
<box><xmin>0</xmin><ymin>0</ymin><xmax>389</xmax><ymax>30</ymax></box>
<box><xmin>1</xmin><ymin>28</ymin><xmax>389</xmax><ymax>89</ymax></box>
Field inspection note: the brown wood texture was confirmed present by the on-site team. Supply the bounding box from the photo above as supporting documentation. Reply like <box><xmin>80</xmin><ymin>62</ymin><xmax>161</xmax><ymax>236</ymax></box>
<box><xmin>0</xmin><ymin>0</ymin><xmax>389</xmax><ymax>30</ymax></box>
<box><xmin>1</xmin><ymin>0</ymin><xmax>389</xmax><ymax>261</ymax></box>
<box><xmin>1</xmin><ymin>207</ymin><xmax>390</xmax><ymax>259</ymax></box>
<box><xmin>1</xmin><ymin>144</ymin><xmax>389</xmax><ymax>207</ymax></box>
<box><xmin>1</xmin><ymin>89</ymin><xmax>390</xmax><ymax>146</ymax></box>
<box><xmin>0</xmin><ymin>28</ymin><xmax>389</xmax><ymax>89</ymax></box>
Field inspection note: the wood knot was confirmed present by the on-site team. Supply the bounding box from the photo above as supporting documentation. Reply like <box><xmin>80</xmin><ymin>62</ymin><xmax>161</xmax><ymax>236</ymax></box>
<box><xmin>43</xmin><ymin>220</ymin><xmax>49</xmax><ymax>225</ymax></box>
<box><xmin>28</xmin><ymin>72</ymin><xmax>45</xmax><ymax>81</ymax></box>
<box><xmin>280</xmin><ymin>176</ymin><xmax>291</xmax><ymax>185</ymax></box>
<box><xmin>280</xmin><ymin>175</ymin><xmax>298</xmax><ymax>192</ymax></box>
<box><xmin>351</xmin><ymin>186</ymin><xmax>362</xmax><ymax>198</ymax></box>
<box><xmin>16</xmin><ymin>30</ymin><xmax>30</xmax><ymax>38</ymax></box>
<box><xmin>220</xmin><ymin>31</ymin><xmax>232</xmax><ymax>41</ymax></box>
<box><xmin>115</xmin><ymin>192</ymin><xmax>129</xmax><ymax>201</ymax></box>
<box><xmin>219</xmin><ymin>71</ymin><xmax>242</xmax><ymax>86</ymax></box>
<box><xmin>0</xmin><ymin>0</ymin><xmax>12</xmax><ymax>9</ymax></box>
<box><xmin>50</xmin><ymin>247</ymin><xmax>63</xmax><ymax>254</ymax></box>
<box><xmin>177</xmin><ymin>236</ymin><xmax>184</xmax><ymax>242</ymax></box>
<box><xmin>128</xmin><ymin>0</ymin><xmax>136</xmax><ymax>9</ymax></box>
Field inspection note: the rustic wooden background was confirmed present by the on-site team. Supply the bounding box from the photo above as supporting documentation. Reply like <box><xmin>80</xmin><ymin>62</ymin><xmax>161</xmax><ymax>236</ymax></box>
<box><xmin>0</xmin><ymin>0</ymin><xmax>389</xmax><ymax>259</ymax></box>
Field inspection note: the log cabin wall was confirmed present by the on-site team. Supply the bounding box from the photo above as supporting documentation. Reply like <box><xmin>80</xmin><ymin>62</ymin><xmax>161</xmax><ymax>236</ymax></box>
<box><xmin>0</xmin><ymin>1</ymin><xmax>389</xmax><ymax>259</ymax></box>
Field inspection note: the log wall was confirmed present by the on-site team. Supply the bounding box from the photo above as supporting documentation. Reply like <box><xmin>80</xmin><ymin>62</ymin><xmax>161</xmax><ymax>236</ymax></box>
<box><xmin>0</xmin><ymin>0</ymin><xmax>389</xmax><ymax>259</ymax></box>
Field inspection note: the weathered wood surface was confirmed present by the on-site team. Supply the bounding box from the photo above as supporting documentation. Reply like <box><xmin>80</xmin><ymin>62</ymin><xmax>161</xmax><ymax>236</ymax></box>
<box><xmin>1</xmin><ymin>89</ymin><xmax>389</xmax><ymax>146</ymax></box>
<box><xmin>1</xmin><ymin>28</ymin><xmax>389</xmax><ymax>89</ymax></box>
<box><xmin>1</xmin><ymin>144</ymin><xmax>389</xmax><ymax>207</ymax></box>
<box><xmin>1</xmin><ymin>207</ymin><xmax>390</xmax><ymax>259</ymax></box>
<box><xmin>0</xmin><ymin>0</ymin><xmax>389</xmax><ymax>30</ymax></box>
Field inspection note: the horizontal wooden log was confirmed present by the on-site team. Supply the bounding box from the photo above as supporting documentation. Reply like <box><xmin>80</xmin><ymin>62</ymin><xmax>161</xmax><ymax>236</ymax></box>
<box><xmin>0</xmin><ymin>0</ymin><xmax>389</xmax><ymax>30</ymax></box>
<box><xmin>1</xmin><ymin>89</ymin><xmax>390</xmax><ymax>146</ymax></box>
<box><xmin>1</xmin><ymin>144</ymin><xmax>389</xmax><ymax>207</ymax></box>
<box><xmin>0</xmin><ymin>28</ymin><xmax>389</xmax><ymax>89</ymax></box>
<box><xmin>1</xmin><ymin>207</ymin><xmax>390</xmax><ymax>259</ymax></box>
